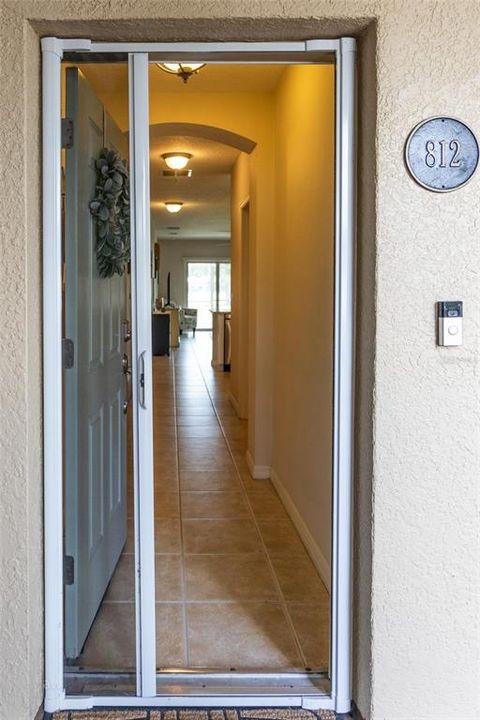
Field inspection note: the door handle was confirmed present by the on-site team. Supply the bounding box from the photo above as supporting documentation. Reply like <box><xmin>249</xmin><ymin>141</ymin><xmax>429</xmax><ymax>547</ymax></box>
<box><xmin>138</xmin><ymin>350</ymin><xmax>147</xmax><ymax>409</ymax></box>
<box><xmin>122</xmin><ymin>356</ymin><xmax>132</xmax><ymax>415</ymax></box>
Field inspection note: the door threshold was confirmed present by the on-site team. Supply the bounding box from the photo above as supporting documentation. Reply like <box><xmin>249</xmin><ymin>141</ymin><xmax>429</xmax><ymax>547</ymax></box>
<box><xmin>65</xmin><ymin>669</ymin><xmax>330</xmax><ymax>697</ymax></box>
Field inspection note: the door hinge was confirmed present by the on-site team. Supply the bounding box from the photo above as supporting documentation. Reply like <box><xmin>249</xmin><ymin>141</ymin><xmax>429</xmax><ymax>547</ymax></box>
<box><xmin>62</xmin><ymin>117</ymin><xmax>74</xmax><ymax>149</ymax></box>
<box><xmin>64</xmin><ymin>555</ymin><xmax>74</xmax><ymax>585</ymax></box>
<box><xmin>62</xmin><ymin>338</ymin><xmax>74</xmax><ymax>369</ymax></box>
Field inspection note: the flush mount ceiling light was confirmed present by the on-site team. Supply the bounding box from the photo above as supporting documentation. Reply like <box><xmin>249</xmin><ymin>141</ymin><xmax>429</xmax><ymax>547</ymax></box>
<box><xmin>164</xmin><ymin>201</ymin><xmax>184</xmax><ymax>214</ymax></box>
<box><xmin>161</xmin><ymin>152</ymin><xmax>193</xmax><ymax>170</ymax></box>
<box><xmin>157</xmin><ymin>62</ymin><xmax>206</xmax><ymax>83</ymax></box>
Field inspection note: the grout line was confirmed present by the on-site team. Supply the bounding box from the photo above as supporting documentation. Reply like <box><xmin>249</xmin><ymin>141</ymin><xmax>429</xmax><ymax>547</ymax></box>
<box><xmin>190</xmin><ymin>337</ymin><xmax>309</xmax><ymax>670</ymax></box>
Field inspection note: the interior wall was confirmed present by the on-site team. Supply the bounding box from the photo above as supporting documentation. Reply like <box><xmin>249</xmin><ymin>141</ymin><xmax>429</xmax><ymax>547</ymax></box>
<box><xmin>230</xmin><ymin>152</ymin><xmax>251</xmax><ymax>418</ymax></box>
<box><xmin>271</xmin><ymin>65</ymin><xmax>335</xmax><ymax>585</ymax></box>
<box><xmin>157</xmin><ymin>237</ymin><xmax>231</xmax><ymax>308</ymax></box>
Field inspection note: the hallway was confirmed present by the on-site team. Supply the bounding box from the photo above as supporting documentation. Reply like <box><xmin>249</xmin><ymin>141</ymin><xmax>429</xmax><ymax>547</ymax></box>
<box><xmin>77</xmin><ymin>334</ymin><xmax>329</xmax><ymax>675</ymax></box>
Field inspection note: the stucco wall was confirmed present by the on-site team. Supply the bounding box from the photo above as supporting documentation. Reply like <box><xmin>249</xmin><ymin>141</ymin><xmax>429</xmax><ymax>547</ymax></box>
<box><xmin>1</xmin><ymin>2</ymin><xmax>480</xmax><ymax>720</ymax></box>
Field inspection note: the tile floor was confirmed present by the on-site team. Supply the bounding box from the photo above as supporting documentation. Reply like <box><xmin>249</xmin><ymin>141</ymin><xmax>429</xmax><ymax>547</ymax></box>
<box><xmin>77</xmin><ymin>333</ymin><xmax>330</xmax><ymax>674</ymax></box>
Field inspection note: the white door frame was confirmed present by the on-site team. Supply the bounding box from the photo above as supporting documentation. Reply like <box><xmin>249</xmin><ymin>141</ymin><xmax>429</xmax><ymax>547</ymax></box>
<box><xmin>42</xmin><ymin>36</ymin><xmax>356</xmax><ymax>715</ymax></box>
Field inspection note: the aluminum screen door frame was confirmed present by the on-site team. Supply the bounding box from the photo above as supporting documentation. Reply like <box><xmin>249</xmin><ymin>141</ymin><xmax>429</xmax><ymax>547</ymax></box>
<box><xmin>42</xmin><ymin>36</ymin><xmax>356</xmax><ymax>714</ymax></box>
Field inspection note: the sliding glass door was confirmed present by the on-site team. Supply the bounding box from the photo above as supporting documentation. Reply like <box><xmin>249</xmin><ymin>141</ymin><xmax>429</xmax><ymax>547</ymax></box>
<box><xmin>186</xmin><ymin>261</ymin><xmax>231</xmax><ymax>330</ymax></box>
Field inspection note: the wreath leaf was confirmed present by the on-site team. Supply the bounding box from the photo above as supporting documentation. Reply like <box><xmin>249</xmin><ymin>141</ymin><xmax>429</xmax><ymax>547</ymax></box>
<box><xmin>90</xmin><ymin>148</ymin><xmax>130</xmax><ymax>278</ymax></box>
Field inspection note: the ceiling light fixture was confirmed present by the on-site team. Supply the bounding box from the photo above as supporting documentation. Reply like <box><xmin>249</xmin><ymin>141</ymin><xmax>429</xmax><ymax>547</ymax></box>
<box><xmin>164</xmin><ymin>201</ymin><xmax>184</xmax><ymax>214</ymax></box>
<box><xmin>157</xmin><ymin>62</ymin><xmax>206</xmax><ymax>84</ymax></box>
<box><xmin>161</xmin><ymin>152</ymin><xmax>192</xmax><ymax>170</ymax></box>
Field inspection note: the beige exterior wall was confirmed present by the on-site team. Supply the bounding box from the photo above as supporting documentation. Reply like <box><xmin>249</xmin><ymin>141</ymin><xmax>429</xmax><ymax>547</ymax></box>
<box><xmin>271</xmin><ymin>64</ymin><xmax>335</xmax><ymax>583</ymax></box>
<box><xmin>1</xmin><ymin>2</ymin><xmax>480</xmax><ymax>719</ymax></box>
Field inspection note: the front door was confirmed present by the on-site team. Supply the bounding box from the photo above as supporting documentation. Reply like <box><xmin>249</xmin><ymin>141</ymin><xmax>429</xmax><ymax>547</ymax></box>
<box><xmin>64</xmin><ymin>68</ymin><xmax>128</xmax><ymax>658</ymax></box>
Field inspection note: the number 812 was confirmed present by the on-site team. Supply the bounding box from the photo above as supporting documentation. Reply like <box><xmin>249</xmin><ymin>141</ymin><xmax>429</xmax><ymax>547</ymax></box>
<box><xmin>425</xmin><ymin>139</ymin><xmax>461</xmax><ymax>169</ymax></box>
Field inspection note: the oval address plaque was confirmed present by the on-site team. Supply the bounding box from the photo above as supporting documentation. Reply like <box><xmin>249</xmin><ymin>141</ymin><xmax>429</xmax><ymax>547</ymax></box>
<box><xmin>405</xmin><ymin>116</ymin><xmax>479</xmax><ymax>192</ymax></box>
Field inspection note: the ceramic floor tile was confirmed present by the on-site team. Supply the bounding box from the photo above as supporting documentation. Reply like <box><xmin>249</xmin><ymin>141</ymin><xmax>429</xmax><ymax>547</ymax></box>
<box><xmin>286</xmin><ymin>603</ymin><xmax>330</xmax><ymax>671</ymax></box>
<box><xmin>154</xmin><ymin>554</ymin><xmax>184</xmax><ymax>600</ymax></box>
<box><xmin>178</xmin><ymin>450</ymin><xmax>233</xmax><ymax>469</ymax></box>
<box><xmin>154</xmin><ymin>491</ymin><xmax>180</xmax><ymax>518</ymax></box>
<box><xmin>154</xmin><ymin>450</ymin><xmax>178</xmax><ymax>467</ymax></box>
<box><xmin>152</xmin><ymin>416</ymin><xmax>177</xmax><ymax>427</ymax></box>
<box><xmin>179</xmin><ymin>451</ymin><xmax>235</xmax><ymax>471</ymax></box>
<box><xmin>127</xmin><ymin>516</ymin><xmax>182</xmax><ymax>553</ymax></box>
<box><xmin>155</xmin><ymin>603</ymin><xmax>186</xmax><ymax>669</ymax></box>
<box><xmin>153</xmin><ymin>464</ymin><xmax>179</xmax><ymax>480</ymax></box>
<box><xmin>231</xmin><ymin>456</ymin><xmax>250</xmax><ymax>474</ymax></box>
<box><xmin>186</xmin><ymin>602</ymin><xmax>302</xmax><ymax>670</ymax></box>
<box><xmin>185</xmin><ymin>554</ymin><xmax>280</xmax><ymax>601</ymax></box>
<box><xmin>79</xmin><ymin>602</ymin><xmax>136</xmax><ymax>669</ymax></box>
<box><xmin>175</xmin><ymin>389</ymin><xmax>211</xmax><ymax>397</ymax></box>
<box><xmin>153</xmin><ymin>427</ymin><xmax>177</xmax><ymax>439</ymax></box>
<box><xmin>153</xmin><ymin>474</ymin><xmax>180</xmax><ymax>494</ymax></box>
<box><xmin>154</xmin><ymin>518</ymin><xmax>182</xmax><ymax>554</ymax></box>
<box><xmin>176</xmin><ymin>407</ymin><xmax>217</xmax><ymax>417</ymax></box>
<box><xmin>178</xmin><ymin>438</ymin><xmax>228</xmax><ymax>454</ymax></box>
<box><xmin>270</xmin><ymin>555</ymin><xmax>329</xmax><ymax>602</ymax></box>
<box><xmin>176</xmin><ymin>404</ymin><xmax>215</xmax><ymax>415</ymax></box>
<box><xmin>220</xmin><ymin>422</ymin><xmax>248</xmax><ymax>439</ymax></box>
<box><xmin>125</xmin><ymin>519</ymin><xmax>134</xmax><ymax>552</ymax></box>
<box><xmin>154</xmin><ymin>448</ymin><xmax>178</xmax><ymax>464</ymax></box>
<box><xmin>183</xmin><ymin>518</ymin><xmax>263</xmax><ymax>554</ymax></box>
<box><xmin>176</xmin><ymin>416</ymin><xmax>220</xmax><ymax>427</ymax></box>
<box><xmin>246</xmin><ymin>489</ymin><xmax>289</xmax><ymax>519</ymax></box>
<box><xmin>181</xmin><ymin>491</ymin><xmax>250</xmax><ymax>519</ymax></box>
<box><xmin>179</xmin><ymin>469</ymin><xmax>242</xmax><ymax>492</ymax></box>
<box><xmin>257</xmin><ymin>518</ymin><xmax>309</xmax><ymax>556</ymax></box>
<box><xmin>153</xmin><ymin>410</ymin><xmax>176</xmax><ymax>420</ymax></box>
<box><xmin>177</xmin><ymin>425</ymin><xmax>224</xmax><ymax>439</ymax></box>
<box><xmin>105</xmin><ymin>554</ymin><xmax>183</xmax><ymax>602</ymax></box>
<box><xmin>154</xmin><ymin>463</ymin><xmax>179</xmax><ymax>479</ymax></box>
<box><xmin>226</xmin><ymin>437</ymin><xmax>248</xmax><ymax>451</ymax></box>
<box><xmin>104</xmin><ymin>554</ymin><xmax>137</xmax><ymax>602</ymax></box>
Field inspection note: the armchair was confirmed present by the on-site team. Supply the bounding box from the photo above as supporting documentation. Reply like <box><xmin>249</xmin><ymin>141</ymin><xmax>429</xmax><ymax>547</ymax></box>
<box><xmin>180</xmin><ymin>308</ymin><xmax>198</xmax><ymax>336</ymax></box>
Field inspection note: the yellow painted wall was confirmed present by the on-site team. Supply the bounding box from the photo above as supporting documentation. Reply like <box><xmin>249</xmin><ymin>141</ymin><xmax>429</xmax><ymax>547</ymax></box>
<box><xmin>230</xmin><ymin>152</ymin><xmax>251</xmax><ymax>419</ymax></box>
<box><xmin>272</xmin><ymin>65</ymin><xmax>335</xmax><ymax>580</ymax></box>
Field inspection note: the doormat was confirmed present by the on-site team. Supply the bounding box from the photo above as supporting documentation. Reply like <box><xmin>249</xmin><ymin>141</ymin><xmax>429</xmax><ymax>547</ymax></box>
<box><xmin>50</xmin><ymin>708</ymin><xmax>337</xmax><ymax>720</ymax></box>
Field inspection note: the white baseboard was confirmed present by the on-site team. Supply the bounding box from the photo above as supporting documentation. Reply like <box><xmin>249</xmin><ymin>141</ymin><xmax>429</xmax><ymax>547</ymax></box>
<box><xmin>245</xmin><ymin>450</ymin><xmax>271</xmax><ymax>480</ymax></box>
<box><xmin>270</xmin><ymin>468</ymin><xmax>331</xmax><ymax>592</ymax></box>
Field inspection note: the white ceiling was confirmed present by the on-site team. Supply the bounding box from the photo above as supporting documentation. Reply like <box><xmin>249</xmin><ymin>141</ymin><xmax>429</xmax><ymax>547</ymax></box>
<box><xmin>150</xmin><ymin>132</ymin><xmax>239</xmax><ymax>240</ymax></box>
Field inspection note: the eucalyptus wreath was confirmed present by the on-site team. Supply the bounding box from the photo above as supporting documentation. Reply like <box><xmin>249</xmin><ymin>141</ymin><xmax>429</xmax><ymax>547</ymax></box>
<box><xmin>89</xmin><ymin>148</ymin><xmax>130</xmax><ymax>278</ymax></box>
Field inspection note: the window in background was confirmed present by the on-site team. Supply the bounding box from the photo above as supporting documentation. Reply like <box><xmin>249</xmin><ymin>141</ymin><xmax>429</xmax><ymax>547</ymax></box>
<box><xmin>186</xmin><ymin>261</ymin><xmax>231</xmax><ymax>329</ymax></box>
